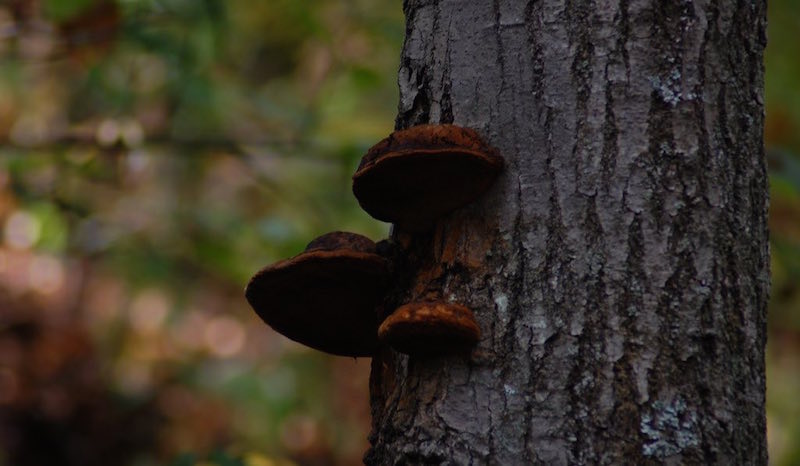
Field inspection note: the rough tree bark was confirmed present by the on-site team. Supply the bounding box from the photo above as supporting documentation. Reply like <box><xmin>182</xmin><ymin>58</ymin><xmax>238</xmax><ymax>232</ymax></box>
<box><xmin>366</xmin><ymin>0</ymin><xmax>768</xmax><ymax>465</ymax></box>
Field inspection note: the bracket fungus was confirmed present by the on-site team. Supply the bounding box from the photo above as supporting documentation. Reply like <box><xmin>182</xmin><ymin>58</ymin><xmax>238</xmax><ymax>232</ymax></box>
<box><xmin>352</xmin><ymin>124</ymin><xmax>504</xmax><ymax>231</ymax></box>
<box><xmin>378</xmin><ymin>301</ymin><xmax>480</xmax><ymax>356</ymax></box>
<box><xmin>245</xmin><ymin>232</ymin><xmax>388</xmax><ymax>357</ymax></box>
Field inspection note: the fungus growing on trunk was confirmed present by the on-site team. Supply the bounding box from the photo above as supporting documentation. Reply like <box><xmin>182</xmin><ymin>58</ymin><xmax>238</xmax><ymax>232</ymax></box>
<box><xmin>378</xmin><ymin>301</ymin><xmax>480</xmax><ymax>356</ymax></box>
<box><xmin>352</xmin><ymin>124</ymin><xmax>504</xmax><ymax>231</ymax></box>
<box><xmin>245</xmin><ymin>232</ymin><xmax>388</xmax><ymax>357</ymax></box>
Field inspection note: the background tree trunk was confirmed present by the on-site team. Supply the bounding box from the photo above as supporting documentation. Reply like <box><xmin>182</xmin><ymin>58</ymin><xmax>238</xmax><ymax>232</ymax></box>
<box><xmin>367</xmin><ymin>0</ymin><xmax>768</xmax><ymax>464</ymax></box>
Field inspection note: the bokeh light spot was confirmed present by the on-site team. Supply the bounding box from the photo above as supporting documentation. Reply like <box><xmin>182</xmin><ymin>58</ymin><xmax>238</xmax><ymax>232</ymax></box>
<box><xmin>120</xmin><ymin>119</ymin><xmax>144</xmax><ymax>147</ymax></box>
<box><xmin>129</xmin><ymin>288</ymin><xmax>170</xmax><ymax>335</ymax></box>
<box><xmin>203</xmin><ymin>316</ymin><xmax>246</xmax><ymax>358</ymax></box>
<box><xmin>28</xmin><ymin>254</ymin><xmax>65</xmax><ymax>295</ymax></box>
<box><xmin>4</xmin><ymin>210</ymin><xmax>41</xmax><ymax>250</ymax></box>
<box><xmin>96</xmin><ymin>119</ymin><xmax>120</xmax><ymax>146</ymax></box>
<box><xmin>243</xmin><ymin>452</ymin><xmax>280</xmax><ymax>466</ymax></box>
<box><xmin>125</xmin><ymin>150</ymin><xmax>152</xmax><ymax>182</ymax></box>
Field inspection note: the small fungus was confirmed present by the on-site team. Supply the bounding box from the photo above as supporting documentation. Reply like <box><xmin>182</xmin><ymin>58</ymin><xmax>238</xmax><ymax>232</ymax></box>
<box><xmin>352</xmin><ymin>124</ymin><xmax>504</xmax><ymax>231</ymax></box>
<box><xmin>378</xmin><ymin>301</ymin><xmax>480</xmax><ymax>355</ymax></box>
<box><xmin>245</xmin><ymin>232</ymin><xmax>388</xmax><ymax>357</ymax></box>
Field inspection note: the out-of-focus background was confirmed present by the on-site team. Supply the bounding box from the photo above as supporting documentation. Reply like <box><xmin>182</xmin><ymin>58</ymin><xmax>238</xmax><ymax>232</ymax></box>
<box><xmin>0</xmin><ymin>1</ymin><xmax>796</xmax><ymax>465</ymax></box>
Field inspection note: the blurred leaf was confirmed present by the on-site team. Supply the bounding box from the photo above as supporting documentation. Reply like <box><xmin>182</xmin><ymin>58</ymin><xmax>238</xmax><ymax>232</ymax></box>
<box><xmin>43</xmin><ymin>0</ymin><xmax>96</xmax><ymax>21</ymax></box>
<box><xmin>30</xmin><ymin>202</ymin><xmax>69</xmax><ymax>252</ymax></box>
<box><xmin>768</xmin><ymin>149</ymin><xmax>800</xmax><ymax>195</ymax></box>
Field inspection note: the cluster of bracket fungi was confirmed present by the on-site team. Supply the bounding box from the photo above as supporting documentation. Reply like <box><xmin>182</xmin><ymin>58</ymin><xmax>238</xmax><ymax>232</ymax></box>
<box><xmin>245</xmin><ymin>124</ymin><xmax>503</xmax><ymax>358</ymax></box>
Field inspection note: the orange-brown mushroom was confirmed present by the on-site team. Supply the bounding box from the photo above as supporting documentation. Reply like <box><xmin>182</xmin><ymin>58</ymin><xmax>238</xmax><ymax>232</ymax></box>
<box><xmin>378</xmin><ymin>301</ymin><xmax>480</xmax><ymax>355</ymax></box>
<box><xmin>245</xmin><ymin>232</ymin><xmax>388</xmax><ymax>357</ymax></box>
<box><xmin>352</xmin><ymin>124</ymin><xmax>504</xmax><ymax>231</ymax></box>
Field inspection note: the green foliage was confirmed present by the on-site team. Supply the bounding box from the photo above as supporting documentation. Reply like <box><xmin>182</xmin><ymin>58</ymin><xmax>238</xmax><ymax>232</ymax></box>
<box><xmin>764</xmin><ymin>2</ymin><xmax>800</xmax><ymax>465</ymax></box>
<box><xmin>43</xmin><ymin>0</ymin><xmax>96</xmax><ymax>21</ymax></box>
<box><xmin>0</xmin><ymin>1</ymin><xmax>396</xmax><ymax>464</ymax></box>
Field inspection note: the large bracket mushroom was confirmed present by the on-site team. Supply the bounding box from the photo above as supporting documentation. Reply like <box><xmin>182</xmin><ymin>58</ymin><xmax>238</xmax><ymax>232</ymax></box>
<box><xmin>245</xmin><ymin>232</ymin><xmax>389</xmax><ymax>357</ymax></box>
<box><xmin>352</xmin><ymin>124</ymin><xmax>504</xmax><ymax>232</ymax></box>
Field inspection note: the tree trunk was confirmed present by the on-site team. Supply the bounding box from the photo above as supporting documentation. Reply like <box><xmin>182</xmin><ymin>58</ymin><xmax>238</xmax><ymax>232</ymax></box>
<box><xmin>366</xmin><ymin>0</ymin><xmax>768</xmax><ymax>465</ymax></box>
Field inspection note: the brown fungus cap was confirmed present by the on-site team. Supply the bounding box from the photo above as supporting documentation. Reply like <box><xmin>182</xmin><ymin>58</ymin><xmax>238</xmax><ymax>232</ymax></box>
<box><xmin>378</xmin><ymin>301</ymin><xmax>480</xmax><ymax>356</ymax></box>
<box><xmin>245</xmin><ymin>232</ymin><xmax>388</xmax><ymax>357</ymax></box>
<box><xmin>352</xmin><ymin>124</ymin><xmax>504</xmax><ymax>231</ymax></box>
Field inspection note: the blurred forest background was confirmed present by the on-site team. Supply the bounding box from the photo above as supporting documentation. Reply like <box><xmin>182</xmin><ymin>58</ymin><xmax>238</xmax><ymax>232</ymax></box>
<box><xmin>0</xmin><ymin>1</ymin><xmax>796</xmax><ymax>465</ymax></box>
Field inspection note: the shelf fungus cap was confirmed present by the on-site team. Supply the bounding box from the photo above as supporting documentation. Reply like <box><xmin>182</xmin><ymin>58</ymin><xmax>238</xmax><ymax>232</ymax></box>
<box><xmin>378</xmin><ymin>301</ymin><xmax>480</xmax><ymax>355</ymax></box>
<box><xmin>352</xmin><ymin>124</ymin><xmax>504</xmax><ymax>231</ymax></box>
<box><xmin>245</xmin><ymin>232</ymin><xmax>388</xmax><ymax>357</ymax></box>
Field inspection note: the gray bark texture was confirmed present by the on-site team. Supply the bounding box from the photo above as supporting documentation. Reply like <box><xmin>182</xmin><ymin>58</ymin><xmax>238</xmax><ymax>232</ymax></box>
<box><xmin>366</xmin><ymin>0</ymin><xmax>768</xmax><ymax>465</ymax></box>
